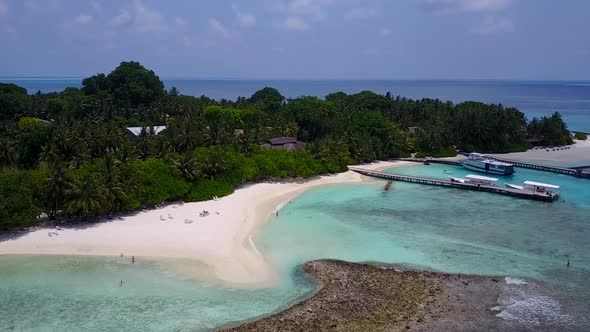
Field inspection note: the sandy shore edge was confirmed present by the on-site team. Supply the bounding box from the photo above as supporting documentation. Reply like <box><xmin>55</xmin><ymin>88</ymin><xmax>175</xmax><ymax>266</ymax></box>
<box><xmin>0</xmin><ymin>160</ymin><xmax>410</xmax><ymax>285</ymax></box>
<box><xmin>490</xmin><ymin>138</ymin><xmax>590</xmax><ymax>163</ymax></box>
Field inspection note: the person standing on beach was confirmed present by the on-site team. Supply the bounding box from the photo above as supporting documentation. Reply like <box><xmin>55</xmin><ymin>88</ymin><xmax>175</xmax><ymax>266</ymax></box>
<box><xmin>131</xmin><ymin>256</ymin><xmax>135</xmax><ymax>264</ymax></box>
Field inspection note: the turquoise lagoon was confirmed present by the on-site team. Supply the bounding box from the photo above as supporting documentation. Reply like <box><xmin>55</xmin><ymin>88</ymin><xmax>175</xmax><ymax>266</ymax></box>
<box><xmin>1</xmin><ymin>163</ymin><xmax>589</xmax><ymax>331</ymax></box>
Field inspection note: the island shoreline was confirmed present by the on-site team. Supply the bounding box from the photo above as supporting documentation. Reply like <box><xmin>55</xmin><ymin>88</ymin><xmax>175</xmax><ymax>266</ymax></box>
<box><xmin>0</xmin><ymin>160</ymin><xmax>412</xmax><ymax>285</ymax></box>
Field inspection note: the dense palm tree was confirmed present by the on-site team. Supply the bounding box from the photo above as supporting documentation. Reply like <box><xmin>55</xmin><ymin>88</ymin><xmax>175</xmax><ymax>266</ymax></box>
<box><xmin>97</xmin><ymin>154</ymin><xmax>127</xmax><ymax>210</ymax></box>
<box><xmin>114</xmin><ymin>143</ymin><xmax>135</xmax><ymax>164</ymax></box>
<box><xmin>44</xmin><ymin>163</ymin><xmax>73</xmax><ymax>219</ymax></box>
<box><xmin>65</xmin><ymin>178</ymin><xmax>107</xmax><ymax>216</ymax></box>
<box><xmin>172</xmin><ymin>153</ymin><xmax>199</xmax><ymax>181</ymax></box>
<box><xmin>136</xmin><ymin>128</ymin><xmax>155</xmax><ymax>160</ymax></box>
<box><xmin>0</xmin><ymin>138</ymin><xmax>16</xmax><ymax>170</ymax></box>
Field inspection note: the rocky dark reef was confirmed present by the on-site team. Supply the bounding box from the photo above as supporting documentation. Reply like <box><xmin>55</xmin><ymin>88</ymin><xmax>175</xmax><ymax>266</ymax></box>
<box><xmin>221</xmin><ymin>259</ymin><xmax>510</xmax><ymax>332</ymax></box>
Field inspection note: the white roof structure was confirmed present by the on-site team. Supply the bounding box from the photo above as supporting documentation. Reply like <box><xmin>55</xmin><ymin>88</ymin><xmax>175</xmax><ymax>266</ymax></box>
<box><xmin>487</xmin><ymin>160</ymin><xmax>513</xmax><ymax>166</ymax></box>
<box><xmin>469</xmin><ymin>152</ymin><xmax>513</xmax><ymax>166</ymax></box>
<box><xmin>523</xmin><ymin>181</ymin><xmax>560</xmax><ymax>189</ymax></box>
<box><xmin>126</xmin><ymin>126</ymin><xmax>167</xmax><ymax>136</ymax></box>
<box><xmin>449</xmin><ymin>176</ymin><xmax>465</xmax><ymax>183</ymax></box>
<box><xmin>465</xmin><ymin>174</ymin><xmax>499</xmax><ymax>182</ymax></box>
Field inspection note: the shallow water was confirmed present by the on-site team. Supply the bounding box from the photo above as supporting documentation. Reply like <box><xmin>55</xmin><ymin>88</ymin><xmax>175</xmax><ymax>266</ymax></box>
<box><xmin>257</xmin><ymin>164</ymin><xmax>590</xmax><ymax>329</ymax></box>
<box><xmin>1</xmin><ymin>163</ymin><xmax>589</xmax><ymax>331</ymax></box>
<box><xmin>0</xmin><ymin>255</ymin><xmax>316</xmax><ymax>331</ymax></box>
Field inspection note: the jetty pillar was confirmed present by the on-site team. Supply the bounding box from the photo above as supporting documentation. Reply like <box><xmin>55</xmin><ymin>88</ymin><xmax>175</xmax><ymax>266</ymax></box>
<box><xmin>384</xmin><ymin>180</ymin><xmax>393</xmax><ymax>191</ymax></box>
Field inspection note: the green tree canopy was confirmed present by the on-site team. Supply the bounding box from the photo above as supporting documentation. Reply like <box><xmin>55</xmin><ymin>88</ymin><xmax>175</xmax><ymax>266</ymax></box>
<box><xmin>250</xmin><ymin>87</ymin><xmax>284</xmax><ymax>113</ymax></box>
<box><xmin>82</xmin><ymin>61</ymin><xmax>165</xmax><ymax>107</ymax></box>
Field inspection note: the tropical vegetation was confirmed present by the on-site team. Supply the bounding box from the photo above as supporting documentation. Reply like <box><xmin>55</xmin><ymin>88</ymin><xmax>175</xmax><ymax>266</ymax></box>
<box><xmin>0</xmin><ymin>61</ymin><xmax>574</xmax><ymax>230</ymax></box>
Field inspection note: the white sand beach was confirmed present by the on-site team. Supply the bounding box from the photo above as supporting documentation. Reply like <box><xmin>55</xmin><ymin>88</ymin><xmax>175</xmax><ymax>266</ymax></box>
<box><xmin>491</xmin><ymin>139</ymin><xmax>590</xmax><ymax>163</ymax></box>
<box><xmin>0</xmin><ymin>161</ymin><xmax>411</xmax><ymax>285</ymax></box>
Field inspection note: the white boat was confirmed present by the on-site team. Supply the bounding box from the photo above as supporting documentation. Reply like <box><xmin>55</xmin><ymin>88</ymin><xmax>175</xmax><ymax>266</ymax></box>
<box><xmin>505</xmin><ymin>181</ymin><xmax>560</xmax><ymax>198</ymax></box>
<box><xmin>449</xmin><ymin>174</ymin><xmax>498</xmax><ymax>186</ymax></box>
<box><xmin>464</xmin><ymin>174</ymin><xmax>499</xmax><ymax>186</ymax></box>
<box><xmin>449</xmin><ymin>176</ymin><xmax>465</xmax><ymax>183</ymax></box>
<box><xmin>524</xmin><ymin>181</ymin><xmax>560</xmax><ymax>197</ymax></box>
<box><xmin>461</xmin><ymin>153</ymin><xmax>515</xmax><ymax>176</ymax></box>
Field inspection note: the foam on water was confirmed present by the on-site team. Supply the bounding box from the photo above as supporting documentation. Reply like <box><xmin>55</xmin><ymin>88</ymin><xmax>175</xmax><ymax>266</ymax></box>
<box><xmin>496</xmin><ymin>280</ymin><xmax>574</xmax><ymax>329</ymax></box>
<box><xmin>505</xmin><ymin>277</ymin><xmax>529</xmax><ymax>285</ymax></box>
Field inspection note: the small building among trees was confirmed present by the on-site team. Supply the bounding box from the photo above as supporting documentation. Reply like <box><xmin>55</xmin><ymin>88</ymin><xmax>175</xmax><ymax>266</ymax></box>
<box><xmin>125</xmin><ymin>126</ymin><xmax>167</xmax><ymax>137</ymax></box>
<box><xmin>262</xmin><ymin>137</ymin><xmax>305</xmax><ymax>151</ymax></box>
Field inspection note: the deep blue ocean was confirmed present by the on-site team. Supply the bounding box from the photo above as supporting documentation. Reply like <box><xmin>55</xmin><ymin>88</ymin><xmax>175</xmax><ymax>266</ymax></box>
<box><xmin>1</xmin><ymin>78</ymin><xmax>589</xmax><ymax>133</ymax></box>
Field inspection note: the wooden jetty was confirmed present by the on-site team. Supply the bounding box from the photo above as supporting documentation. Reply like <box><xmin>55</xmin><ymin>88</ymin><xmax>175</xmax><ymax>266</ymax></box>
<box><xmin>349</xmin><ymin>167</ymin><xmax>558</xmax><ymax>202</ymax></box>
<box><xmin>399</xmin><ymin>156</ymin><xmax>590</xmax><ymax>179</ymax></box>
<box><xmin>398</xmin><ymin>158</ymin><xmax>461</xmax><ymax>166</ymax></box>
<box><xmin>483</xmin><ymin>156</ymin><xmax>590</xmax><ymax>178</ymax></box>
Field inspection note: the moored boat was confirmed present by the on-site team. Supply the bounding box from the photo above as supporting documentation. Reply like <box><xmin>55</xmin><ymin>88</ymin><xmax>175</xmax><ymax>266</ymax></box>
<box><xmin>461</xmin><ymin>153</ymin><xmax>515</xmax><ymax>176</ymax></box>
<box><xmin>505</xmin><ymin>181</ymin><xmax>560</xmax><ymax>199</ymax></box>
<box><xmin>524</xmin><ymin>181</ymin><xmax>560</xmax><ymax>199</ymax></box>
<box><xmin>449</xmin><ymin>174</ymin><xmax>499</xmax><ymax>186</ymax></box>
<box><xmin>449</xmin><ymin>176</ymin><xmax>465</xmax><ymax>183</ymax></box>
<box><xmin>464</xmin><ymin>174</ymin><xmax>499</xmax><ymax>186</ymax></box>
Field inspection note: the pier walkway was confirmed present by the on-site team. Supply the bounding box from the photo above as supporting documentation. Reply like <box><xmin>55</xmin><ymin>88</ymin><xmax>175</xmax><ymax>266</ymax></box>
<box><xmin>398</xmin><ymin>158</ymin><xmax>461</xmax><ymax>166</ymax></box>
<box><xmin>349</xmin><ymin>167</ymin><xmax>558</xmax><ymax>202</ymax></box>
<box><xmin>398</xmin><ymin>156</ymin><xmax>590</xmax><ymax>178</ymax></box>
<box><xmin>483</xmin><ymin>156</ymin><xmax>589</xmax><ymax>178</ymax></box>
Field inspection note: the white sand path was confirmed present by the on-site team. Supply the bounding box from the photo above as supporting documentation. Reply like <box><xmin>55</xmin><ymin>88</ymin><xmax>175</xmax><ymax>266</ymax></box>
<box><xmin>490</xmin><ymin>139</ymin><xmax>590</xmax><ymax>163</ymax></box>
<box><xmin>0</xmin><ymin>161</ymin><xmax>411</xmax><ymax>285</ymax></box>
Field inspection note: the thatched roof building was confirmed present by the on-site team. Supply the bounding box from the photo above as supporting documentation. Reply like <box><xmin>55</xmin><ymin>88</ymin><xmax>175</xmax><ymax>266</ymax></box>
<box><xmin>262</xmin><ymin>137</ymin><xmax>305</xmax><ymax>151</ymax></box>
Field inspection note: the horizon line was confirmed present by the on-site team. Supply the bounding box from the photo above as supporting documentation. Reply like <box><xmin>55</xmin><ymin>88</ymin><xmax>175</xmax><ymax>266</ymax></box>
<box><xmin>1</xmin><ymin>76</ymin><xmax>590</xmax><ymax>83</ymax></box>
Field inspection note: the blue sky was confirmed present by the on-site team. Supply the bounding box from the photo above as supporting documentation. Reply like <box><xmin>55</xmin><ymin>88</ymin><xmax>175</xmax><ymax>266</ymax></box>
<box><xmin>0</xmin><ymin>0</ymin><xmax>589</xmax><ymax>79</ymax></box>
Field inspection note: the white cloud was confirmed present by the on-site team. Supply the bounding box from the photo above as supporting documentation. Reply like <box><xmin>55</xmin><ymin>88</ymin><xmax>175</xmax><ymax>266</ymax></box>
<box><xmin>274</xmin><ymin>0</ymin><xmax>332</xmax><ymax>30</ymax></box>
<box><xmin>238</xmin><ymin>13</ymin><xmax>256</xmax><ymax>27</ymax></box>
<box><xmin>232</xmin><ymin>4</ymin><xmax>256</xmax><ymax>28</ymax></box>
<box><xmin>283</xmin><ymin>16</ymin><xmax>309</xmax><ymax>31</ymax></box>
<box><xmin>110</xmin><ymin>9</ymin><xmax>131</xmax><ymax>26</ymax></box>
<box><xmin>132</xmin><ymin>0</ymin><xmax>167</xmax><ymax>32</ymax></box>
<box><xmin>420</xmin><ymin>0</ymin><xmax>511</xmax><ymax>12</ymax></box>
<box><xmin>345</xmin><ymin>7</ymin><xmax>378</xmax><ymax>20</ymax></box>
<box><xmin>471</xmin><ymin>16</ymin><xmax>514</xmax><ymax>34</ymax></box>
<box><xmin>0</xmin><ymin>0</ymin><xmax>7</xmax><ymax>17</ymax></box>
<box><xmin>380</xmin><ymin>28</ymin><xmax>392</xmax><ymax>36</ymax></box>
<box><xmin>286</xmin><ymin>0</ymin><xmax>332</xmax><ymax>20</ymax></box>
<box><xmin>75</xmin><ymin>14</ymin><xmax>93</xmax><ymax>25</ymax></box>
<box><xmin>91</xmin><ymin>1</ymin><xmax>102</xmax><ymax>13</ymax></box>
<box><xmin>208</xmin><ymin>18</ymin><xmax>231</xmax><ymax>38</ymax></box>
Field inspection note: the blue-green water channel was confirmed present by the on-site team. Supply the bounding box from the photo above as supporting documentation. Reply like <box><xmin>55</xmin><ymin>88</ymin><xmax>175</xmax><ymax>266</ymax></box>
<box><xmin>1</xmin><ymin>164</ymin><xmax>589</xmax><ymax>331</ymax></box>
